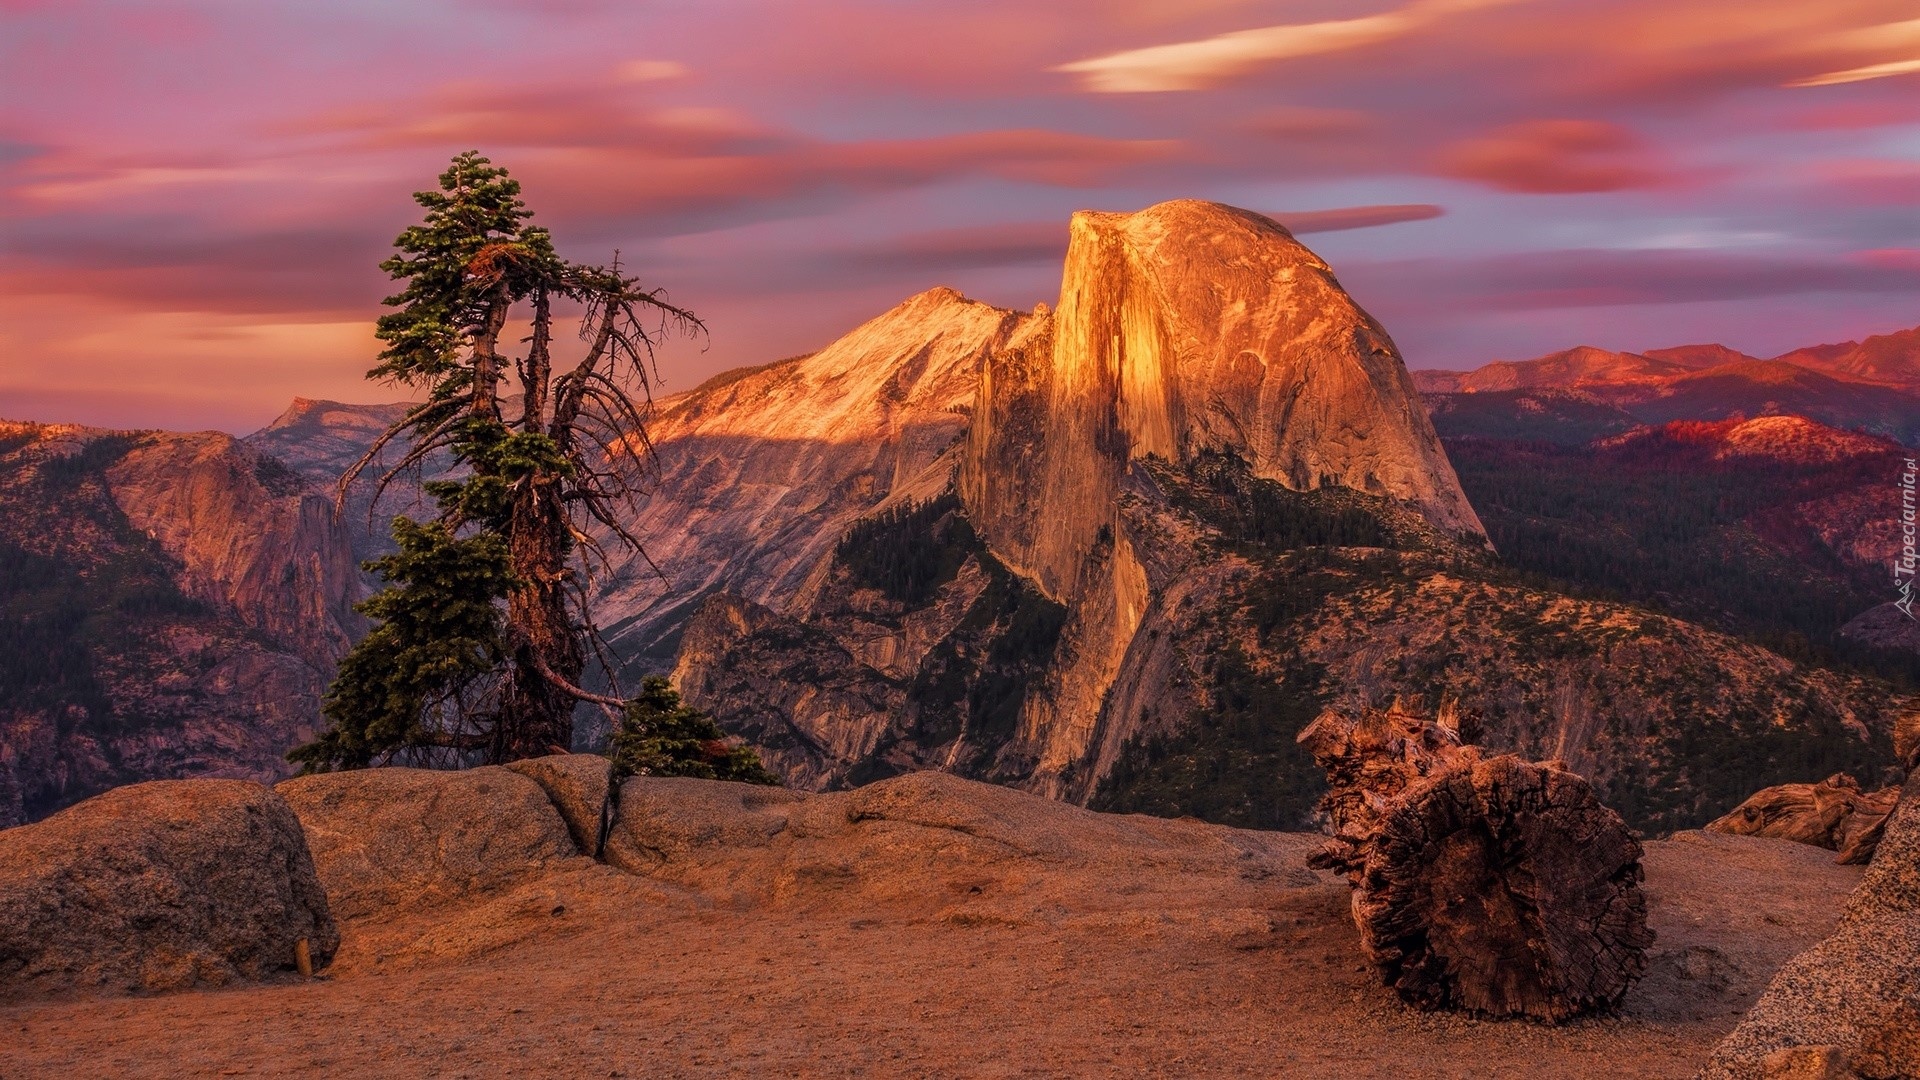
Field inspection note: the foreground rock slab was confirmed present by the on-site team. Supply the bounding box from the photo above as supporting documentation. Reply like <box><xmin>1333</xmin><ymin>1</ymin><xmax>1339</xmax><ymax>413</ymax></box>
<box><xmin>277</xmin><ymin>766</ymin><xmax>580</xmax><ymax>921</ymax></box>
<box><xmin>0</xmin><ymin>780</ymin><xmax>336</xmax><ymax>999</ymax></box>
<box><xmin>0</xmin><ymin>771</ymin><xmax>1861</xmax><ymax>1078</ymax></box>
<box><xmin>1703</xmin><ymin>771</ymin><xmax>1920</xmax><ymax>1079</ymax></box>
<box><xmin>504</xmin><ymin>754</ymin><xmax>616</xmax><ymax>858</ymax></box>
<box><xmin>605</xmin><ymin>769</ymin><xmax>1324</xmax><ymax>920</ymax></box>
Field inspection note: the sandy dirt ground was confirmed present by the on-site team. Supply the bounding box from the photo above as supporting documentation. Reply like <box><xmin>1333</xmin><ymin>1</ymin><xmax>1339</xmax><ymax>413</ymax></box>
<box><xmin>0</xmin><ymin>785</ymin><xmax>1861</xmax><ymax>1079</ymax></box>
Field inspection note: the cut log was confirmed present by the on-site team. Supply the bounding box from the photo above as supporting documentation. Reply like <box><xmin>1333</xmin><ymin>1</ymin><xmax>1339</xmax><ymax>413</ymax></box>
<box><xmin>1298</xmin><ymin>705</ymin><xmax>1653</xmax><ymax>1021</ymax></box>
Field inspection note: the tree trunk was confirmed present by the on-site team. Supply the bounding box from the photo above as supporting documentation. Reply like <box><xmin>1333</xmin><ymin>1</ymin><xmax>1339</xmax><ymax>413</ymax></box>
<box><xmin>469</xmin><ymin>285</ymin><xmax>511</xmax><ymax>421</ymax></box>
<box><xmin>1298</xmin><ymin>705</ymin><xmax>1653</xmax><ymax>1021</ymax></box>
<box><xmin>494</xmin><ymin>478</ymin><xmax>582</xmax><ymax>762</ymax></box>
<box><xmin>490</xmin><ymin>286</ymin><xmax>580</xmax><ymax>763</ymax></box>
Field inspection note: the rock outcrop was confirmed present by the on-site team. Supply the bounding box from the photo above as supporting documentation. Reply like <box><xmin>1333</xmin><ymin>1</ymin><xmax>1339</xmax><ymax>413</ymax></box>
<box><xmin>3</xmin><ymin>763</ymin><xmax>1874</xmax><ymax>1077</ymax></box>
<box><xmin>594</xmin><ymin>287</ymin><xmax>1028</xmax><ymax>671</ymax></box>
<box><xmin>602</xmin><ymin>768</ymin><xmax>1323</xmax><ymax>914</ymax></box>
<box><xmin>242</xmin><ymin>397</ymin><xmax>444</xmax><ymax>579</ymax></box>
<box><xmin>504</xmin><ymin>754</ymin><xmax>617</xmax><ymax>858</ymax></box>
<box><xmin>276</xmin><ymin>767</ymin><xmax>580</xmax><ymax>921</ymax></box>
<box><xmin>0</xmin><ymin>779</ymin><xmax>336</xmax><ymax>999</ymax></box>
<box><xmin>1702</xmin><ymin>771</ymin><xmax>1920</xmax><ymax>1079</ymax></box>
<box><xmin>664</xmin><ymin>200</ymin><xmax>1492</xmax><ymax>804</ymax></box>
<box><xmin>603</xmin><ymin>774</ymin><xmax>811</xmax><ymax>875</ymax></box>
<box><xmin>966</xmin><ymin>200</ymin><xmax>1484</xmax><ymax>592</ymax></box>
<box><xmin>102</xmin><ymin>429</ymin><xmax>362</xmax><ymax>663</ymax></box>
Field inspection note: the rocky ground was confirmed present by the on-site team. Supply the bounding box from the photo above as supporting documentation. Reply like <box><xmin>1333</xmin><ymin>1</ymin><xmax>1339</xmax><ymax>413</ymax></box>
<box><xmin>0</xmin><ymin>766</ymin><xmax>1869</xmax><ymax>1079</ymax></box>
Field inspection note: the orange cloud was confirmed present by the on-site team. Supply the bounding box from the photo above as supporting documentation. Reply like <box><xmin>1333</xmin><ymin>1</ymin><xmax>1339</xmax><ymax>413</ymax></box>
<box><xmin>1789</xmin><ymin>58</ymin><xmax>1920</xmax><ymax>88</ymax></box>
<box><xmin>1055</xmin><ymin>0</ymin><xmax>1529</xmax><ymax>92</ymax></box>
<box><xmin>1433</xmin><ymin>120</ymin><xmax>1673</xmax><ymax>194</ymax></box>
<box><xmin>1786</xmin><ymin>17</ymin><xmax>1920</xmax><ymax>86</ymax></box>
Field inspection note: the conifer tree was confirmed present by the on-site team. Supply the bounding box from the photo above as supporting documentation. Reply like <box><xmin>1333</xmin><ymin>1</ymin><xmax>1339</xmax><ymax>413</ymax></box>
<box><xmin>292</xmin><ymin>152</ymin><xmax>703</xmax><ymax>770</ymax></box>
<box><xmin>607</xmin><ymin>677</ymin><xmax>781</xmax><ymax>784</ymax></box>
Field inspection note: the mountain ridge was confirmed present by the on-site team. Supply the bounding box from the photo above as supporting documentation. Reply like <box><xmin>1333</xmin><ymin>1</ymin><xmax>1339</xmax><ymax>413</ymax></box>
<box><xmin>3</xmin><ymin>202</ymin><xmax>1909</xmax><ymax>835</ymax></box>
<box><xmin>1413</xmin><ymin>328</ymin><xmax>1920</xmax><ymax>443</ymax></box>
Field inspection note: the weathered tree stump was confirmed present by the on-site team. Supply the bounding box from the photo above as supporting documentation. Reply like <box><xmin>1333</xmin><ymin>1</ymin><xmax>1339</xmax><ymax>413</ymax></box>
<box><xmin>1298</xmin><ymin>705</ymin><xmax>1653</xmax><ymax>1021</ymax></box>
<box><xmin>1705</xmin><ymin>773</ymin><xmax>1900</xmax><ymax>865</ymax></box>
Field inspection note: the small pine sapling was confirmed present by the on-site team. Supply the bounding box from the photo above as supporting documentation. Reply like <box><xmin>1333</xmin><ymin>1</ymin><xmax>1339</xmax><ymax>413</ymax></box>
<box><xmin>607</xmin><ymin>676</ymin><xmax>780</xmax><ymax>785</ymax></box>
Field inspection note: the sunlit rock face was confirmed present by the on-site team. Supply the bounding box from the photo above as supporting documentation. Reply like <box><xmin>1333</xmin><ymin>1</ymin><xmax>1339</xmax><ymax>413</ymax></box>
<box><xmin>943</xmin><ymin>201</ymin><xmax>1485</xmax><ymax>797</ymax></box>
<box><xmin>654</xmin><ymin>200</ymin><xmax>1487</xmax><ymax>800</ymax></box>
<box><xmin>105</xmin><ymin>431</ymin><xmax>362</xmax><ymax>665</ymax></box>
<box><xmin>963</xmin><ymin>200</ymin><xmax>1482</xmax><ymax>607</ymax></box>
<box><xmin>595</xmin><ymin>287</ymin><xmax>1032</xmax><ymax>672</ymax></box>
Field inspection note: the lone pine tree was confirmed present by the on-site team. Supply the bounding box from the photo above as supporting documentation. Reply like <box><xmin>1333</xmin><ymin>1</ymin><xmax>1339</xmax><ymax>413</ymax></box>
<box><xmin>293</xmin><ymin>151</ymin><xmax>704</xmax><ymax>771</ymax></box>
<box><xmin>608</xmin><ymin>677</ymin><xmax>781</xmax><ymax>785</ymax></box>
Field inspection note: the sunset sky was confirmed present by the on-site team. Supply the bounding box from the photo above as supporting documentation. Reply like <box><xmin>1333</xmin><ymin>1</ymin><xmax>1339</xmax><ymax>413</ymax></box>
<box><xmin>4</xmin><ymin>0</ymin><xmax>1919</xmax><ymax>432</ymax></box>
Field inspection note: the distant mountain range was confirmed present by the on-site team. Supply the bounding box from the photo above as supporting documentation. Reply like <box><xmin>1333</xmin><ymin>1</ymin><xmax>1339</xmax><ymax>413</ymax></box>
<box><xmin>1415</xmin><ymin>327</ymin><xmax>1920</xmax><ymax>444</ymax></box>
<box><xmin>3</xmin><ymin>207</ymin><xmax>1912</xmax><ymax>835</ymax></box>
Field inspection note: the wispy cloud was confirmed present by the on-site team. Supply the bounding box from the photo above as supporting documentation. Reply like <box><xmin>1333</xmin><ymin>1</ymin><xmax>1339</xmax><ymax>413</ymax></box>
<box><xmin>821</xmin><ymin>203</ymin><xmax>1444</xmax><ymax>279</ymax></box>
<box><xmin>1054</xmin><ymin>0</ymin><xmax>1528</xmax><ymax>92</ymax></box>
<box><xmin>1348</xmin><ymin>247</ymin><xmax>1920</xmax><ymax>313</ymax></box>
<box><xmin>1785</xmin><ymin>17</ymin><xmax>1920</xmax><ymax>87</ymax></box>
<box><xmin>1788</xmin><ymin>58</ymin><xmax>1920</xmax><ymax>88</ymax></box>
<box><xmin>1433</xmin><ymin>120</ymin><xmax>1681</xmax><ymax>195</ymax></box>
<box><xmin>1279</xmin><ymin>204</ymin><xmax>1445</xmax><ymax>233</ymax></box>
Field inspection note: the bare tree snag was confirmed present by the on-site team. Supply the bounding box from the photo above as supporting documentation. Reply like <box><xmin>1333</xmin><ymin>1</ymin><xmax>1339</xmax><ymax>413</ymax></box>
<box><xmin>1706</xmin><ymin>773</ymin><xmax>1900</xmax><ymax>865</ymax></box>
<box><xmin>1298</xmin><ymin>705</ymin><xmax>1652</xmax><ymax>1021</ymax></box>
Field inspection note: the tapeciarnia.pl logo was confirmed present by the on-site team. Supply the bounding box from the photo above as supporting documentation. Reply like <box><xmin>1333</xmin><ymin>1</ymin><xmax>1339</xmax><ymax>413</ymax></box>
<box><xmin>1899</xmin><ymin>457</ymin><xmax>1918</xmax><ymax>619</ymax></box>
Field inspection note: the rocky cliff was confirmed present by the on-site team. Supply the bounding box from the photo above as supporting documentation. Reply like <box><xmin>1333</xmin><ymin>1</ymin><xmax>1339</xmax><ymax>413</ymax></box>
<box><xmin>660</xmin><ymin>201</ymin><xmax>1502</xmax><ymax>803</ymax></box>
<box><xmin>0</xmin><ymin>422</ymin><xmax>361</xmax><ymax>826</ymax></box>
<box><xmin>103</xmin><ymin>428</ymin><xmax>361</xmax><ymax>664</ymax></box>
<box><xmin>658</xmin><ymin>203</ymin><xmax>1905</xmax><ymax>829</ymax></box>
<box><xmin>592</xmin><ymin>287</ymin><xmax>1031</xmax><ymax>671</ymax></box>
<box><xmin>963</xmin><ymin>200</ymin><xmax>1484</xmax><ymax>603</ymax></box>
<box><xmin>243</xmin><ymin>397</ymin><xmax>439</xmax><ymax>583</ymax></box>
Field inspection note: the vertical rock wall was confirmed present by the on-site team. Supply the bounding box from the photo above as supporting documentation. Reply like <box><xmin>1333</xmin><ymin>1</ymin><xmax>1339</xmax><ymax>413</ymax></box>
<box><xmin>955</xmin><ymin>200</ymin><xmax>1486</xmax><ymax>795</ymax></box>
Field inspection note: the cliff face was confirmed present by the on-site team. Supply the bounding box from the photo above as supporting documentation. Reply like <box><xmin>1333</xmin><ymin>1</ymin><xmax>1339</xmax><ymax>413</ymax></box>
<box><xmin>243</xmin><ymin>398</ymin><xmax>439</xmax><ymax>582</ymax></box>
<box><xmin>595</xmin><ymin>287</ymin><xmax>1032</xmax><ymax>671</ymax></box>
<box><xmin>104</xmin><ymin>431</ymin><xmax>362</xmax><ymax>664</ymax></box>
<box><xmin>966</xmin><ymin>201</ymin><xmax>1483</xmax><ymax>601</ymax></box>
<box><xmin>0</xmin><ymin>422</ymin><xmax>361</xmax><ymax>826</ymax></box>
<box><xmin>665</xmin><ymin>201</ymin><xmax>1510</xmax><ymax>804</ymax></box>
<box><xmin>943</xmin><ymin>201</ymin><xmax>1483</xmax><ymax>797</ymax></box>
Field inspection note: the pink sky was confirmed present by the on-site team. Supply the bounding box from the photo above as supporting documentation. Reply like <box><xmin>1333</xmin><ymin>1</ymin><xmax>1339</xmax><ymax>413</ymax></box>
<box><xmin>3</xmin><ymin>0</ymin><xmax>1918</xmax><ymax>432</ymax></box>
